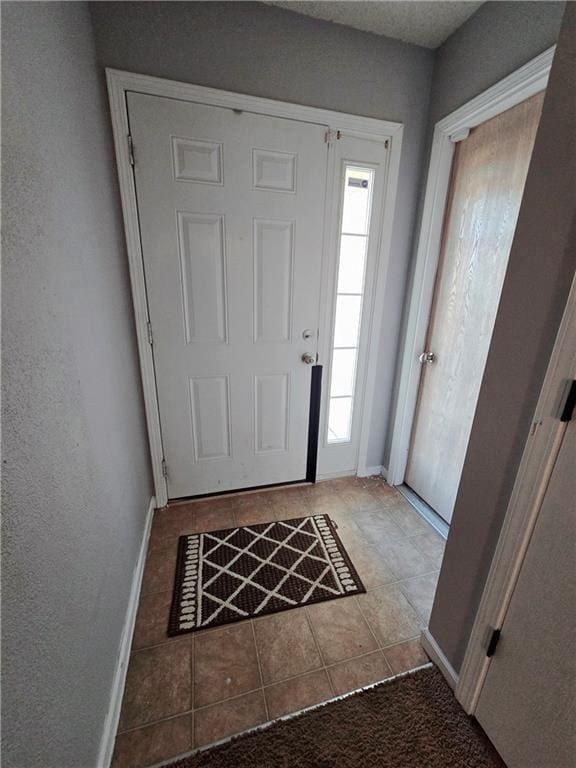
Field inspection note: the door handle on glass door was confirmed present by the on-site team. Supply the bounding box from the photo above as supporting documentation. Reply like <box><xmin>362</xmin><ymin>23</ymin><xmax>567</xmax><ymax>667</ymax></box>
<box><xmin>302</xmin><ymin>353</ymin><xmax>316</xmax><ymax>365</ymax></box>
<box><xmin>419</xmin><ymin>351</ymin><xmax>436</xmax><ymax>364</ymax></box>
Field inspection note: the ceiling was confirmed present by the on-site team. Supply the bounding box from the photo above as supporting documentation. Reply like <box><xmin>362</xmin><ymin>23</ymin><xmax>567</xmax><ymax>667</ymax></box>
<box><xmin>267</xmin><ymin>1</ymin><xmax>484</xmax><ymax>49</ymax></box>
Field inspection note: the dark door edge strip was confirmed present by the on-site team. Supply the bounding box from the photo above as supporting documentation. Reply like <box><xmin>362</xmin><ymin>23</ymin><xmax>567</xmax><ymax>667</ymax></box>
<box><xmin>306</xmin><ymin>364</ymin><xmax>323</xmax><ymax>484</ymax></box>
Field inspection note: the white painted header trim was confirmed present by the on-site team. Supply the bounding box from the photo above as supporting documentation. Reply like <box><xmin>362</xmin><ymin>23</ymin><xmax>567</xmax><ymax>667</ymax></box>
<box><xmin>436</xmin><ymin>46</ymin><xmax>555</xmax><ymax>135</ymax></box>
<box><xmin>106</xmin><ymin>68</ymin><xmax>403</xmax><ymax>139</ymax></box>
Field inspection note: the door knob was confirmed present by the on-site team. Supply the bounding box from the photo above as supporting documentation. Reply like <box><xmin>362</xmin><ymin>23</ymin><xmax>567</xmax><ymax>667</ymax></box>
<box><xmin>302</xmin><ymin>352</ymin><xmax>316</xmax><ymax>365</ymax></box>
<box><xmin>419</xmin><ymin>351</ymin><xmax>436</xmax><ymax>364</ymax></box>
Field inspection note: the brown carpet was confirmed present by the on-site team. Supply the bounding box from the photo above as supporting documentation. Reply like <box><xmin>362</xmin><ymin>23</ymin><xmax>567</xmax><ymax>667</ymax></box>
<box><xmin>168</xmin><ymin>667</ymin><xmax>504</xmax><ymax>768</ymax></box>
<box><xmin>169</xmin><ymin>514</ymin><xmax>365</xmax><ymax>635</ymax></box>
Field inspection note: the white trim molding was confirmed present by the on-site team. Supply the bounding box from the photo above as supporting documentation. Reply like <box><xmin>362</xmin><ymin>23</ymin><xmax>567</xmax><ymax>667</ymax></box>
<box><xmin>355</xmin><ymin>133</ymin><xmax>403</xmax><ymax>478</ymax></box>
<box><xmin>387</xmin><ymin>46</ymin><xmax>555</xmax><ymax>487</ymax></box>
<box><xmin>357</xmin><ymin>465</ymin><xmax>384</xmax><ymax>478</ymax></box>
<box><xmin>106</xmin><ymin>69</ymin><xmax>403</xmax><ymax>504</ymax></box>
<box><xmin>98</xmin><ymin>496</ymin><xmax>156</xmax><ymax>768</ymax></box>
<box><xmin>421</xmin><ymin>628</ymin><xmax>459</xmax><ymax>690</ymax></box>
<box><xmin>455</xmin><ymin>272</ymin><xmax>576</xmax><ymax>715</ymax></box>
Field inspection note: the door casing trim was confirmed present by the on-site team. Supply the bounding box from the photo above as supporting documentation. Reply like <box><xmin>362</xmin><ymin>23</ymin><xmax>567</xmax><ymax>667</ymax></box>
<box><xmin>455</xmin><ymin>271</ymin><xmax>576</xmax><ymax>713</ymax></box>
<box><xmin>386</xmin><ymin>46</ymin><xmax>555</xmax><ymax>488</ymax></box>
<box><xmin>106</xmin><ymin>69</ymin><xmax>403</xmax><ymax>506</ymax></box>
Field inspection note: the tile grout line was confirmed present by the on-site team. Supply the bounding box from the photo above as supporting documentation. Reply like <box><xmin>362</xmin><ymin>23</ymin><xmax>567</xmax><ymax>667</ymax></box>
<box><xmin>397</xmin><ymin>590</ymin><xmax>432</xmax><ymax>626</ymax></box>
<box><xmin>123</xmin><ymin>480</ymin><xmax>429</xmax><ymax>747</ymax></box>
<box><xmin>118</xmin><ymin>638</ymin><xmax>431</xmax><ymax>740</ymax></box>
<box><xmin>149</xmin><ymin>504</ymin><xmax>434</xmax><ymax>552</ymax></box>
<box><xmin>250</xmin><ymin>619</ymin><xmax>270</xmax><ymax>721</ymax></box>
<box><xmin>118</xmin><ymin>633</ymin><xmax>429</xmax><ymax>739</ymax></box>
<box><xmin>117</xmin><ymin>709</ymin><xmax>196</xmax><ymax>736</ymax></box>
<box><xmin>352</xmin><ymin>593</ymin><xmax>384</xmax><ymax>655</ymax></box>
<box><xmin>357</xmin><ymin>568</ymin><xmax>441</xmax><ymax>594</ymax></box>
<box><xmin>323</xmin><ymin>645</ymin><xmax>393</xmax><ymax>678</ymax></box>
<box><xmin>354</xmin><ymin>589</ymin><xmax>421</xmax><ymax>656</ymax></box>
<box><xmin>397</xmin><ymin>569</ymin><xmax>440</xmax><ymax>584</ymax></box>
<box><xmin>122</xmin><ymin>486</ymin><xmax>418</xmax><ymax>727</ymax></box>
<box><xmin>302</xmin><ymin>606</ymin><xmax>336</xmax><ymax>696</ymax></box>
<box><xmin>134</xmin><ymin>565</ymin><xmax>439</xmax><ymax>650</ymax></box>
<box><xmin>148</xmin><ymin>663</ymin><xmax>435</xmax><ymax>768</ymax></box>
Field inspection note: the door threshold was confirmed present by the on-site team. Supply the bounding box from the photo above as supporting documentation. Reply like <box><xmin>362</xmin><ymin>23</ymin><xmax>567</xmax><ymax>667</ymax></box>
<box><xmin>397</xmin><ymin>485</ymin><xmax>449</xmax><ymax>539</ymax></box>
<box><xmin>168</xmin><ymin>479</ymin><xmax>311</xmax><ymax>506</ymax></box>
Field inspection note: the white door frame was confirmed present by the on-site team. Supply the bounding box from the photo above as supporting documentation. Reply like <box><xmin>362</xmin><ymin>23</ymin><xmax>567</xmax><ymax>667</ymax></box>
<box><xmin>317</xmin><ymin>137</ymin><xmax>392</xmax><ymax>480</ymax></box>
<box><xmin>455</xmin><ymin>270</ymin><xmax>576</xmax><ymax>713</ymax></box>
<box><xmin>106</xmin><ymin>69</ymin><xmax>403</xmax><ymax>507</ymax></box>
<box><xmin>387</xmin><ymin>46</ymin><xmax>555</xmax><ymax>487</ymax></box>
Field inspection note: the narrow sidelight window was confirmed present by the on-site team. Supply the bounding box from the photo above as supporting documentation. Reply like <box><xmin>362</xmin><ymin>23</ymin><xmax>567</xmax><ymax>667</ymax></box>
<box><xmin>327</xmin><ymin>166</ymin><xmax>375</xmax><ymax>443</ymax></box>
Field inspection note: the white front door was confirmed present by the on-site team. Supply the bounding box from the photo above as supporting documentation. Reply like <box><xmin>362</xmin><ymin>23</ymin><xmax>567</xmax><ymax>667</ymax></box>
<box><xmin>128</xmin><ymin>93</ymin><xmax>328</xmax><ymax>498</ymax></box>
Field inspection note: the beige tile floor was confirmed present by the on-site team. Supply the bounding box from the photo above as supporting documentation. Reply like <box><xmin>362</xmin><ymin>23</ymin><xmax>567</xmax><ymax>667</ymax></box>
<box><xmin>113</xmin><ymin>477</ymin><xmax>445</xmax><ymax>768</ymax></box>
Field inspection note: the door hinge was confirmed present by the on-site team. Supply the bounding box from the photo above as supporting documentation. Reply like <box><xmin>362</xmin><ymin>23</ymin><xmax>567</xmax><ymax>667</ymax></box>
<box><xmin>146</xmin><ymin>320</ymin><xmax>154</xmax><ymax>346</ymax></box>
<box><xmin>127</xmin><ymin>134</ymin><xmax>135</xmax><ymax>166</ymax></box>
<box><xmin>161</xmin><ymin>459</ymin><xmax>168</xmax><ymax>479</ymax></box>
<box><xmin>325</xmin><ymin>129</ymin><xmax>341</xmax><ymax>143</ymax></box>
<box><xmin>560</xmin><ymin>379</ymin><xmax>576</xmax><ymax>422</ymax></box>
<box><xmin>384</xmin><ymin>139</ymin><xmax>389</xmax><ymax>149</ymax></box>
<box><xmin>486</xmin><ymin>627</ymin><xmax>501</xmax><ymax>658</ymax></box>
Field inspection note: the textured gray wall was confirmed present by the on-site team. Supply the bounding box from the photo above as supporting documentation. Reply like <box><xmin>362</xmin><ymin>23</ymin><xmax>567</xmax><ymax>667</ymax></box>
<box><xmin>430</xmin><ymin>1</ymin><xmax>565</xmax><ymax>123</ymax></box>
<box><xmin>429</xmin><ymin>3</ymin><xmax>574</xmax><ymax>672</ymax></box>
<box><xmin>89</xmin><ymin>0</ymin><xmax>435</xmax><ymax>470</ymax></box>
<box><xmin>2</xmin><ymin>3</ymin><xmax>570</xmax><ymax>764</ymax></box>
<box><xmin>2</xmin><ymin>3</ymin><xmax>153</xmax><ymax>766</ymax></box>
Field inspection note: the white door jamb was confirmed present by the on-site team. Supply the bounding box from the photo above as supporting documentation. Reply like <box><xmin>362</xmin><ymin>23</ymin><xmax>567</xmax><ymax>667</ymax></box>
<box><xmin>455</xmin><ymin>271</ymin><xmax>576</xmax><ymax>714</ymax></box>
<box><xmin>386</xmin><ymin>46</ymin><xmax>555</xmax><ymax>487</ymax></box>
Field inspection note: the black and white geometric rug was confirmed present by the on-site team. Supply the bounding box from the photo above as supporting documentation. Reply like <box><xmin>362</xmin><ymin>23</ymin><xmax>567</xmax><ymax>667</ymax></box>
<box><xmin>168</xmin><ymin>514</ymin><xmax>365</xmax><ymax>635</ymax></box>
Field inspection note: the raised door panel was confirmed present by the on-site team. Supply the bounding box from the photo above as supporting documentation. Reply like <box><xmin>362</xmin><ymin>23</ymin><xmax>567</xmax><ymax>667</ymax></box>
<box><xmin>189</xmin><ymin>376</ymin><xmax>232</xmax><ymax>462</ymax></box>
<box><xmin>252</xmin><ymin>149</ymin><xmax>297</xmax><ymax>192</ymax></box>
<box><xmin>172</xmin><ymin>136</ymin><xmax>224</xmax><ymax>185</ymax></box>
<box><xmin>177</xmin><ymin>212</ymin><xmax>228</xmax><ymax>344</ymax></box>
<box><xmin>253</xmin><ymin>219</ymin><xmax>294</xmax><ymax>343</ymax></box>
<box><xmin>254</xmin><ymin>374</ymin><xmax>289</xmax><ymax>453</ymax></box>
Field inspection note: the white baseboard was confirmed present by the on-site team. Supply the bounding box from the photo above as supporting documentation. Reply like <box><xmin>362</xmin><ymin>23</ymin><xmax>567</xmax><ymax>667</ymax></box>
<box><xmin>316</xmin><ymin>470</ymin><xmax>357</xmax><ymax>481</ymax></box>
<box><xmin>356</xmin><ymin>465</ymin><xmax>384</xmax><ymax>478</ymax></box>
<box><xmin>420</xmin><ymin>628</ymin><xmax>459</xmax><ymax>690</ymax></box>
<box><xmin>98</xmin><ymin>495</ymin><xmax>156</xmax><ymax>768</ymax></box>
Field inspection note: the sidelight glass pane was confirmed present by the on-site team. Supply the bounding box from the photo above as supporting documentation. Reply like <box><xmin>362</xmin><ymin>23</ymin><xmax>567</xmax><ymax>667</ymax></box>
<box><xmin>327</xmin><ymin>164</ymin><xmax>375</xmax><ymax>446</ymax></box>
<box><xmin>341</xmin><ymin>168</ymin><xmax>373</xmax><ymax>235</ymax></box>
<box><xmin>328</xmin><ymin>397</ymin><xmax>353</xmax><ymax>443</ymax></box>
<box><xmin>333</xmin><ymin>295</ymin><xmax>362</xmax><ymax>348</ymax></box>
<box><xmin>337</xmin><ymin>235</ymin><xmax>367</xmax><ymax>294</ymax></box>
<box><xmin>330</xmin><ymin>348</ymin><xmax>357</xmax><ymax>398</ymax></box>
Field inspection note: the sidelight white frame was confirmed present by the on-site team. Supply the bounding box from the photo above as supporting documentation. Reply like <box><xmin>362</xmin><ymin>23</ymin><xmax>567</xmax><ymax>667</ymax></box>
<box><xmin>387</xmin><ymin>46</ymin><xmax>555</xmax><ymax>487</ymax></box>
<box><xmin>106</xmin><ymin>68</ymin><xmax>403</xmax><ymax>506</ymax></box>
<box><xmin>317</xmin><ymin>145</ymin><xmax>391</xmax><ymax>478</ymax></box>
